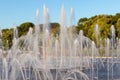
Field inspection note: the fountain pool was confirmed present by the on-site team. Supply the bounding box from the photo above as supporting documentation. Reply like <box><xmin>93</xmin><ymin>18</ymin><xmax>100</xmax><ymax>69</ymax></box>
<box><xmin>0</xmin><ymin>5</ymin><xmax>120</xmax><ymax>80</ymax></box>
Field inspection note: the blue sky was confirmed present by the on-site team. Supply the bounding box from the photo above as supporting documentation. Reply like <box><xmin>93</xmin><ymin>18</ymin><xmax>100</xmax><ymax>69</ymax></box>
<box><xmin>0</xmin><ymin>0</ymin><xmax>120</xmax><ymax>29</ymax></box>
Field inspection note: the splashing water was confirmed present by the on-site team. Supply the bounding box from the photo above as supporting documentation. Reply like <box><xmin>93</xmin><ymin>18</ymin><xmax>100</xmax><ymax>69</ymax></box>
<box><xmin>0</xmin><ymin>5</ymin><xmax>120</xmax><ymax>80</ymax></box>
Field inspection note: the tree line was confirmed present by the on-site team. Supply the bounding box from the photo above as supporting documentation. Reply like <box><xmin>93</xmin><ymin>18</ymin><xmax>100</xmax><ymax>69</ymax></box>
<box><xmin>1</xmin><ymin>13</ymin><xmax>120</xmax><ymax>48</ymax></box>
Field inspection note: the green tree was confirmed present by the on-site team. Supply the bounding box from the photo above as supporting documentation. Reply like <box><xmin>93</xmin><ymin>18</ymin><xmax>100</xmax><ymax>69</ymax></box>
<box><xmin>116</xmin><ymin>18</ymin><xmax>120</xmax><ymax>38</ymax></box>
<box><xmin>18</xmin><ymin>22</ymin><xmax>34</xmax><ymax>37</ymax></box>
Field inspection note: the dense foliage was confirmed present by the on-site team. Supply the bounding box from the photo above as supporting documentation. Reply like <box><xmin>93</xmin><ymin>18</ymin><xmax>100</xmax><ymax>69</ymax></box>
<box><xmin>1</xmin><ymin>22</ymin><xmax>60</xmax><ymax>48</ymax></box>
<box><xmin>77</xmin><ymin>13</ymin><xmax>120</xmax><ymax>40</ymax></box>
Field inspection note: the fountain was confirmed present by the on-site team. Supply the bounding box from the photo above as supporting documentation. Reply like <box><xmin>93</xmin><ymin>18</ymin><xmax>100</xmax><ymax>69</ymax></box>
<box><xmin>0</xmin><ymin>4</ymin><xmax>120</xmax><ymax>80</ymax></box>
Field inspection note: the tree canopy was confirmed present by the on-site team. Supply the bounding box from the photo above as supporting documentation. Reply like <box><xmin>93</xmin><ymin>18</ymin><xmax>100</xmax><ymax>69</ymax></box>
<box><xmin>77</xmin><ymin>13</ymin><xmax>120</xmax><ymax>40</ymax></box>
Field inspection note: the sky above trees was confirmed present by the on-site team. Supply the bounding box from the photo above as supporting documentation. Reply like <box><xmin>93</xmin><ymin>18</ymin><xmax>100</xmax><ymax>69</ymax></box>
<box><xmin>0</xmin><ymin>0</ymin><xmax>120</xmax><ymax>28</ymax></box>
